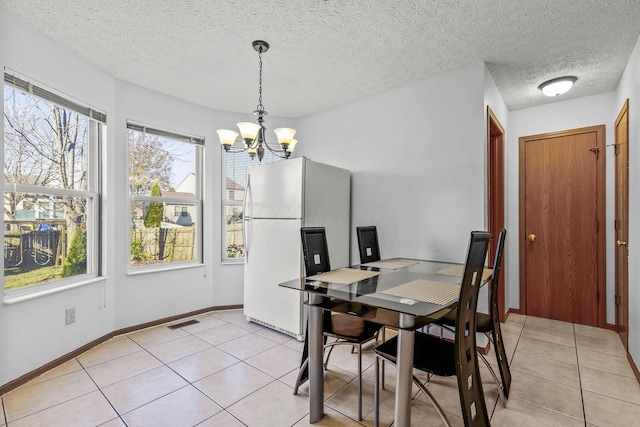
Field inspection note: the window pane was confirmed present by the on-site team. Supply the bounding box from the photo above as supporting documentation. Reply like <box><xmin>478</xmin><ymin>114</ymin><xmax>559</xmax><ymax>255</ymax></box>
<box><xmin>225</xmin><ymin>205</ymin><xmax>244</xmax><ymax>258</ymax></box>
<box><xmin>129</xmin><ymin>129</ymin><xmax>197</xmax><ymax>196</ymax></box>
<box><xmin>130</xmin><ymin>200</ymin><xmax>198</xmax><ymax>266</ymax></box>
<box><xmin>4</xmin><ymin>78</ymin><xmax>99</xmax><ymax>293</ymax></box>
<box><xmin>223</xmin><ymin>148</ymin><xmax>281</xmax><ymax>260</ymax></box>
<box><xmin>4</xmin><ymin>86</ymin><xmax>89</xmax><ymax>191</ymax></box>
<box><xmin>128</xmin><ymin>126</ymin><xmax>203</xmax><ymax>269</ymax></box>
<box><xmin>4</xmin><ymin>192</ymin><xmax>90</xmax><ymax>290</ymax></box>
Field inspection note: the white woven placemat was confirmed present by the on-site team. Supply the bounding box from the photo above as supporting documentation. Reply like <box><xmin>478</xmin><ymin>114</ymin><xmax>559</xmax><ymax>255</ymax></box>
<box><xmin>381</xmin><ymin>279</ymin><xmax>460</xmax><ymax>305</ymax></box>
<box><xmin>361</xmin><ymin>259</ymin><xmax>418</xmax><ymax>270</ymax></box>
<box><xmin>436</xmin><ymin>265</ymin><xmax>492</xmax><ymax>281</ymax></box>
<box><xmin>307</xmin><ymin>268</ymin><xmax>381</xmax><ymax>285</ymax></box>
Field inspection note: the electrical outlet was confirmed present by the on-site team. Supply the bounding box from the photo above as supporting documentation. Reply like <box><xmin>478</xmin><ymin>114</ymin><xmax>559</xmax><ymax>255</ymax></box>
<box><xmin>65</xmin><ymin>307</ymin><xmax>76</xmax><ymax>325</ymax></box>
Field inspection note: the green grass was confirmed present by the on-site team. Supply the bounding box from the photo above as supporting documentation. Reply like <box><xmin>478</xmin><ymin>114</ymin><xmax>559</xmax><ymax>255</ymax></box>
<box><xmin>4</xmin><ymin>265</ymin><xmax>63</xmax><ymax>290</ymax></box>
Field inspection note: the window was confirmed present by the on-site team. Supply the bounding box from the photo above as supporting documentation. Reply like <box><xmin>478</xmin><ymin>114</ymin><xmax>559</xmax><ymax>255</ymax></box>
<box><xmin>3</xmin><ymin>72</ymin><xmax>103</xmax><ymax>293</ymax></box>
<box><xmin>223</xmin><ymin>149</ymin><xmax>281</xmax><ymax>261</ymax></box>
<box><xmin>128</xmin><ymin>122</ymin><xmax>203</xmax><ymax>269</ymax></box>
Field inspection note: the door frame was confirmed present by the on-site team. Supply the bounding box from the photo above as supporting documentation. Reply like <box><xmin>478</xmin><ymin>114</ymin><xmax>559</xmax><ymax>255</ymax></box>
<box><xmin>518</xmin><ymin>125</ymin><xmax>607</xmax><ymax>327</ymax></box>
<box><xmin>614</xmin><ymin>99</ymin><xmax>629</xmax><ymax>349</ymax></box>
<box><xmin>487</xmin><ymin>106</ymin><xmax>506</xmax><ymax>321</ymax></box>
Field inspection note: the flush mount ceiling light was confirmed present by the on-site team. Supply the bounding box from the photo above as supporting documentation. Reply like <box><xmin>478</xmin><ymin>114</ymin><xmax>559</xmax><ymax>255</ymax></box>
<box><xmin>217</xmin><ymin>40</ymin><xmax>297</xmax><ymax>162</ymax></box>
<box><xmin>538</xmin><ymin>76</ymin><xmax>577</xmax><ymax>97</ymax></box>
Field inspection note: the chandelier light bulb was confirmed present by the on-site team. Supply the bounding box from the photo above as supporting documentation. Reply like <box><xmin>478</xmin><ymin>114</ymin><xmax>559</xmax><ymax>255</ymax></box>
<box><xmin>274</xmin><ymin>128</ymin><xmax>296</xmax><ymax>144</ymax></box>
<box><xmin>216</xmin><ymin>129</ymin><xmax>239</xmax><ymax>148</ymax></box>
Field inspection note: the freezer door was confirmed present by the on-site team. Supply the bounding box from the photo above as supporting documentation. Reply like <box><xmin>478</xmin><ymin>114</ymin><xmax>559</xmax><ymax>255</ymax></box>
<box><xmin>246</xmin><ymin>158</ymin><xmax>304</xmax><ymax>219</ymax></box>
<box><xmin>244</xmin><ymin>218</ymin><xmax>304</xmax><ymax>337</ymax></box>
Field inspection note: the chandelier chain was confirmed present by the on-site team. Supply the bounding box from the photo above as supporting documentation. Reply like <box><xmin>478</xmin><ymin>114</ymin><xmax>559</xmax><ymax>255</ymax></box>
<box><xmin>217</xmin><ymin>40</ymin><xmax>296</xmax><ymax>161</ymax></box>
<box><xmin>257</xmin><ymin>47</ymin><xmax>264</xmax><ymax>113</ymax></box>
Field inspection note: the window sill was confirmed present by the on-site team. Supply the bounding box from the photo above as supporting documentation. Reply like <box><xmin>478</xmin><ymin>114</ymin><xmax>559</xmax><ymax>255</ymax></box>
<box><xmin>221</xmin><ymin>259</ymin><xmax>244</xmax><ymax>266</ymax></box>
<box><xmin>127</xmin><ymin>262</ymin><xmax>205</xmax><ymax>276</ymax></box>
<box><xmin>4</xmin><ymin>276</ymin><xmax>107</xmax><ymax>305</ymax></box>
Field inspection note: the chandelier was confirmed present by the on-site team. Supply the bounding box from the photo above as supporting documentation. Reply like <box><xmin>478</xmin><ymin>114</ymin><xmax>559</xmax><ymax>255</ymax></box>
<box><xmin>217</xmin><ymin>40</ymin><xmax>297</xmax><ymax>161</ymax></box>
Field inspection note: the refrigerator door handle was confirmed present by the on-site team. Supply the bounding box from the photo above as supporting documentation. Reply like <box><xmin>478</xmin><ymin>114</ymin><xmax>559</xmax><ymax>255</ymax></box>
<box><xmin>244</xmin><ymin>174</ymin><xmax>251</xmax><ymax>262</ymax></box>
<box><xmin>244</xmin><ymin>218</ymin><xmax>250</xmax><ymax>262</ymax></box>
<box><xmin>244</xmin><ymin>173</ymin><xmax>251</xmax><ymax>219</ymax></box>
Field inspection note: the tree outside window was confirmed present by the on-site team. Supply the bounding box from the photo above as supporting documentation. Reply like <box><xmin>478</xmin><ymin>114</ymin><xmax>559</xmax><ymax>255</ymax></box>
<box><xmin>3</xmin><ymin>77</ymin><xmax>101</xmax><ymax>292</ymax></box>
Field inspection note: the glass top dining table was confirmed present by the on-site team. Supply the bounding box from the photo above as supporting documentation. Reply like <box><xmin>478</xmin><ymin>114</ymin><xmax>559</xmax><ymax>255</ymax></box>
<box><xmin>279</xmin><ymin>258</ymin><xmax>484</xmax><ymax>426</ymax></box>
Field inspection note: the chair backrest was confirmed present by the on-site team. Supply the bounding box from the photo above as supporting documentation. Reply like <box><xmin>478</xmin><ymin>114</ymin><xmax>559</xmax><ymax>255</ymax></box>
<box><xmin>489</xmin><ymin>228</ymin><xmax>511</xmax><ymax>399</ymax></box>
<box><xmin>489</xmin><ymin>229</ymin><xmax>506</xmax><ymax>322</ymax></box>
<box><xmin>356</xmin><ymin>226</ymin><xmax>381</xmax><ymax>264</ymax></box>
<box><xmin>300</xmin><ymin>227</ymin><xmax>331</xmax><ymax>276</ymax></box>
<box><xmin>455</xmin><ymin>231</ymin><xmax>491</xmax><ymax>427</ymax></box>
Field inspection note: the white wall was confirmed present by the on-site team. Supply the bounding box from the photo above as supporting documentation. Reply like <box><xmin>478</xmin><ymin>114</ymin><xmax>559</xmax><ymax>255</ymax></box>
<box><xmin>0</xmin><ymin>10</ymin><xmax>297</xmax><ymax>385</ymax></box>
<box><xmin>113</xmin><ymin>81</ymin><xmax>222</xmax><ymax>328</ymax></box>
<box><xmin>296</xmin><ymin>63</ymin><xmax>488</xmax><ymax>265</ymax></box>
<box><xmin>0</xmin><ymin>9</ymin><xmax>116</xmax><ymax>385</ymax></box>
<box><xmin>505</xmin><ymin>92</ymin><xmax>617</xmax><ymax>324</ymax></box>
<box><xmin>615</xmin><ymin>33</ymin><xmax>640</xmax><ymax>363</ymax></box>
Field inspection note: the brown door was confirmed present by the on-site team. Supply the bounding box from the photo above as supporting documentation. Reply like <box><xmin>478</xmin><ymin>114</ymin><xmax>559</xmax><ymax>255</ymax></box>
<box><xmin>519</xmin><ymin>125</ymin><xmax>606</xmax><ymax>327</ymax></box>
<box><xmin>487</xmin><ymin>107</ymin><xmax>506</xmax><ymax>321</ymax></box>
<box><xmin>615</xmin><ymin>100</ymin><xmax>629</xmax><ymax>349</ymax></box>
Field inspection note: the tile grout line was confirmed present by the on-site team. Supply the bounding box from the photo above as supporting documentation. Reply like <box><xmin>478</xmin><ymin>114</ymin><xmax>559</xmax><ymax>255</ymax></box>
<box><xmin>113</xmin><ymin>334</ymin><xmax>244</xmax><ymax>425</ymax></box>
<box><xmin>137</xmin><ymin>318</ymin><xmax>279</xmax><ymax>426</ymax></box>
<box><xmin>77</xmin><ymin>356</ymin><xmax>131</xmax><ymax>427</ymax></box>
<box><xmin>2</xmin><ymin>364</ymin><xmax>107</xmax><ymax>425</ymax></box>
<box><xmin>1</xmin><ymin>396</ymin><xmax>7</xmax><ymax>426</ymax></box>
<box><xmin>573</xmin><ymin>324</ymin><xmax>588</xmax><ymax>427</ymax></box>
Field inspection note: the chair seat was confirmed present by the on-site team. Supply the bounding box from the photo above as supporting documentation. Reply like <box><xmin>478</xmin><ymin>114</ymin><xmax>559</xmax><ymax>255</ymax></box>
<box><xmin>436</xmin><ymin>309</ymin><xmax>492</xmax><ymax>333</ymax></box>
<box><xmin>374</xmin><ymin>332</ymin><xmax>457</xmax><ymax>377</ymax></box>
<box><xmin>325</xmin><ymin>314</ymin><xmax>381</xmax><ymax>342</ymax></box>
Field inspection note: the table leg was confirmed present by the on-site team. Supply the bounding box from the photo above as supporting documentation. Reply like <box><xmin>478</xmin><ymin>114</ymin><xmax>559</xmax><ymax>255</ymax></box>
<box><xmin>308</xmin><ymin>297</ymin><xmax>324</xmax><ymax>423</ymax></box>
<box><xmin>394</xmin><ymin>313</ymin><xmax>416</xmax><ymax>427</ymax></box>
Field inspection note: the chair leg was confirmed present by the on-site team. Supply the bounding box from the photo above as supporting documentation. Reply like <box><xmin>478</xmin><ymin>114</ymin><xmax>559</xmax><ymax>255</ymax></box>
<box><xmin>413</xmin><ymin>375</ymin><xmax>453</xmax><ymax>427</ymax></box>
<box><xmin>479</xmin><ymin>352</ymin><xmax>507</xmax><ymax>408</ymax></box>
<box><xmin>293</xmin><ymin>357</ymin><xmax>309</xmax><ymax>395</ymax></box>
<box><xmin>374</xmin><ymin>357</ymin><xmax>380</xmax><ymax>427</ymax></box>
<box><xmin>357</xmin><ymin>343</ymin><xmax>363</xmax><ymax>421</ymax></box>
<box><xmin>381</xmin><ymin>327</ymin><xmax>386</xmax><ymax>390</ymax></box>
<box><xmin>324</xmin><ymin>340</ymin><xmax>337</xmax><ymax>369</ymax></box>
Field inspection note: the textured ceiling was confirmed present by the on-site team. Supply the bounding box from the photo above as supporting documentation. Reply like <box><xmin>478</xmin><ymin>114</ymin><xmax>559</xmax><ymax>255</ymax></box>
<box><xmin>1</xmin><ymin>0</ymin><xmax>639</xmax><ymax>118</ymax></box>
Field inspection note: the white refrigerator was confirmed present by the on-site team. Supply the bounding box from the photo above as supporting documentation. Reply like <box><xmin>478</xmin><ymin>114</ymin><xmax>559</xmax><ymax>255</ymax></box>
<box><xmin>243</xmin><ymin>157</ymin><xmax>350</xmax><ymax>340</ymax></box>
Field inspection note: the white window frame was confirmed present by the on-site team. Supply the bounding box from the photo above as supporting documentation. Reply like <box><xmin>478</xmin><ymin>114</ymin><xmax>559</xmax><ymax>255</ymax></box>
<box><xmin>127</xmin><ymin>122</ymin><xmax>204</xmax><ymax>271</ymax></box>
<box><xmin>3</xmin><ymin>71</ymin><xmax>103</xmax><ymax>301</ymax></box>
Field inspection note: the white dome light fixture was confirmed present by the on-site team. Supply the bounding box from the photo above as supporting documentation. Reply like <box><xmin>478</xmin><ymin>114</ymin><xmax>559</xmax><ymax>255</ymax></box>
<box><xmin>538</xmin><ymin>76</ymin><xmax>577</xmax><ymax>97</ymax></box>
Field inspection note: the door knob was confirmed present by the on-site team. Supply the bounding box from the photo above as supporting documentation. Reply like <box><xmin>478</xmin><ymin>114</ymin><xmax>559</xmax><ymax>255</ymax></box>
<box><xmin>528</xmin><ymin>234</ymin><xmax>536</xmax><ymax>242</ymax></box>
<box><xmin>617</xmin><ymin>240</ymin><xmax>627</xmax><ymax>247</ymax></box>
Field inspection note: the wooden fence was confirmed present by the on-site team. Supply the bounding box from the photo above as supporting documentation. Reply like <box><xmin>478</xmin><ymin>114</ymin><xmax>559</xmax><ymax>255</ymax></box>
<box><xmin>131</xmin><ymin>227</ymin><xmax>195</xmax><ymax>262</ymax></box>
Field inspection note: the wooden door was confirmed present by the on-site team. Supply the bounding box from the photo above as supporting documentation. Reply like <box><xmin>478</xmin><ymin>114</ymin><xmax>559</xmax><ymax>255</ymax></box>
<box><xmin>487</xmin><ymin>107</ymin><xmax>506</xmax><ymax>321</ymax></box>
<box><xmin>615</xmin><ymin>100</ymin><xmax>629</xmax><ymax>349</ymax></box>
<box><xmin>519</xmin><ymin>126</ymin><xmax>606</xmax><ymax>327</ymax></box>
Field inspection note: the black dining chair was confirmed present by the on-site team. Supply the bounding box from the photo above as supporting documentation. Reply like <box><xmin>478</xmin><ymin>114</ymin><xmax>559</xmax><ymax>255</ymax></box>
<box><xmin>433</xmin><ymin>228</ymin><xmax>511</xmax><ymax>406</ymax></box>
<box><xmin>373</xmin><ymin>231</ymin><xmax>491</xmax><ymax>427</ymax></box>
<box><xmin>294</xmin><ymin>227</ymin><xmax>382</xmax><ymax>421</ymax></box>
<box><xmin>356</xmin><ymin>225</ymin><xmax>381</xmax><ymax>264</ymax></box>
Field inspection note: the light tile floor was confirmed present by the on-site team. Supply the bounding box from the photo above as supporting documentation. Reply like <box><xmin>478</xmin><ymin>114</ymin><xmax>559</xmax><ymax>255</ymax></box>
<box><xmin>2</xmin><ymin>310</ymin><xmax>639</xmax><ymax>426</ymax></box>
